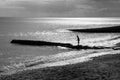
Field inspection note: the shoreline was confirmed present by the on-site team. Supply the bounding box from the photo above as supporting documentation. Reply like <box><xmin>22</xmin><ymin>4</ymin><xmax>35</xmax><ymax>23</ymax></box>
<box><xmin>1</xmin><ymin>50</ymin><xmax>120</xmax><ymax>80</ymax></box>
<box><xmin>25</xmin><ymin>49</ymin><xmax>119</xmax><ymax>70</ymax></box>
<box><xmin>0</xmin><ymin>49</ymin><xmax>120</xmax><ymax>76</ymax></box>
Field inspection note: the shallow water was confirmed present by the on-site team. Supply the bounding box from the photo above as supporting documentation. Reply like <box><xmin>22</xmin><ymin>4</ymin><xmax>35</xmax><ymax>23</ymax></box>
<box><xmin>0</xmin><ymin>18</ymin><xmax>120</xmax><ymax>73</ymax></box>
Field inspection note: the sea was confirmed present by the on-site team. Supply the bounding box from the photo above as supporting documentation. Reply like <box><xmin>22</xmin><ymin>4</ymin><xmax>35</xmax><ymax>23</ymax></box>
<box><xmin>0</xmin><ymin>18</ymin><xmax>120</xmax><ymax>73</ymax></box>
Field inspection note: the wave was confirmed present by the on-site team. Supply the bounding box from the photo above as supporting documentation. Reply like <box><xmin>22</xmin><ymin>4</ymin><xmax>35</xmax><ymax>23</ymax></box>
<box><xmin>107</xmin><ymin>36</ymin><xmax>120</xmax><ymax>41</ymax></box>
<box><xmin>81</xmin><ymin>37</ymin><xmax>120</xmax><ymax>47</ymax></box>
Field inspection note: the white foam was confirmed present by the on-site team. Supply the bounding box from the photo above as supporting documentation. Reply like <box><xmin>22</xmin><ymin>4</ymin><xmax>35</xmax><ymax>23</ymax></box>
<box><xmin>25</xmin><ymin>49</ymin><xmax>120</xmax><ymax>70</ymax></box>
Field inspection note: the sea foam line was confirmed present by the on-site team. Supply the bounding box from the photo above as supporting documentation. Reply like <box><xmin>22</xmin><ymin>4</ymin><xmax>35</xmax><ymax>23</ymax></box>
<box><xmin>25</xmin><ymin>49</ymin><xmax>120</xmax><ymax>70</ymax></box>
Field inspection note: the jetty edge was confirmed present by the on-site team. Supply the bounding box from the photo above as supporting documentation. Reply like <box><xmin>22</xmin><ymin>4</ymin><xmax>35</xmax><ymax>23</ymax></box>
<box><xmin>11</xmin><ymin>39</ymin><xmax>73</xmax><ymax>47</ymax></box>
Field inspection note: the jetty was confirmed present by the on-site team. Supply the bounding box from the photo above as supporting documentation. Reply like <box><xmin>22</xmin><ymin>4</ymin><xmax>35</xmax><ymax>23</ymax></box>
<box><xmin>11</xmin><ymin>39</ymin><xmax>109</xmax><ymax>50</ymax></box>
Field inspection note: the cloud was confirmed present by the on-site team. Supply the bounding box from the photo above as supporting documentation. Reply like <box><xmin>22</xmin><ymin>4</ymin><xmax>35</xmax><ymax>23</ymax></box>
<box><xmin>0</xmin><ymin>0</ymin><xmax>77</xmax><ymax>17</ymax></box>
<box><xmin>0</xmin><ymin>0</ymin><xmax>120</xmax><ymax>17</ymax></box>
<box><xmin>11</xmin><ymin>0</ymin><xmax>76</xmax><ymax>12</ymax></box>
<box><xmin>0</xmin><ymin>0</ymin><xmax>24</xmax><ymax>9</ymax></box>
<box><xmin>7</xmin><ymin>0</ymin><xmax>97</xmax><ymax>17</ymax></box>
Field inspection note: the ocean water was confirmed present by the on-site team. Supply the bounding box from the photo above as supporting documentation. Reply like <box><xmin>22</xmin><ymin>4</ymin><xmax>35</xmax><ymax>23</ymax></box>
<box><xmin>0</xmin><ymin>18</ymin><xmax>120</xmax><ymax>73</ymax></box>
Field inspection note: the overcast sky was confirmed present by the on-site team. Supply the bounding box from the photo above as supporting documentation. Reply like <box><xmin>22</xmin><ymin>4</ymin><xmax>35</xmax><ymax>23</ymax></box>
<box><xmin>0</xmin><ymin>0</ymin><xmax>120</xmax><ymax>17</ymax></box>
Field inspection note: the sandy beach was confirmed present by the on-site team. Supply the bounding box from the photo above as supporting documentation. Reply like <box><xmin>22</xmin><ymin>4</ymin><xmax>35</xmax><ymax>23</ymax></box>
<box><xmin>1</xmin><ymin>49</ymin><xmax>120</xmax><ymax>80</ymax></box>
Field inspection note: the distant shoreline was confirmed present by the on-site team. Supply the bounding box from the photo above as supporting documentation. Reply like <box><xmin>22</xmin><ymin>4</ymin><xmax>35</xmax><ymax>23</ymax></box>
<box><xmin>69</xmin><ymin>25</ymin><xmax>120</xmax><ymax>33</ymax></box>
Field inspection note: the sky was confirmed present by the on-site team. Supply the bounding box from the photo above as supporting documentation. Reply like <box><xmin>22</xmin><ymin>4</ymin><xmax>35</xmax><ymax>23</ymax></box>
<box><xmin>0</xmin><ymin>0</ymin><xmax>120</xmax><ymax>17</ymax></box>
